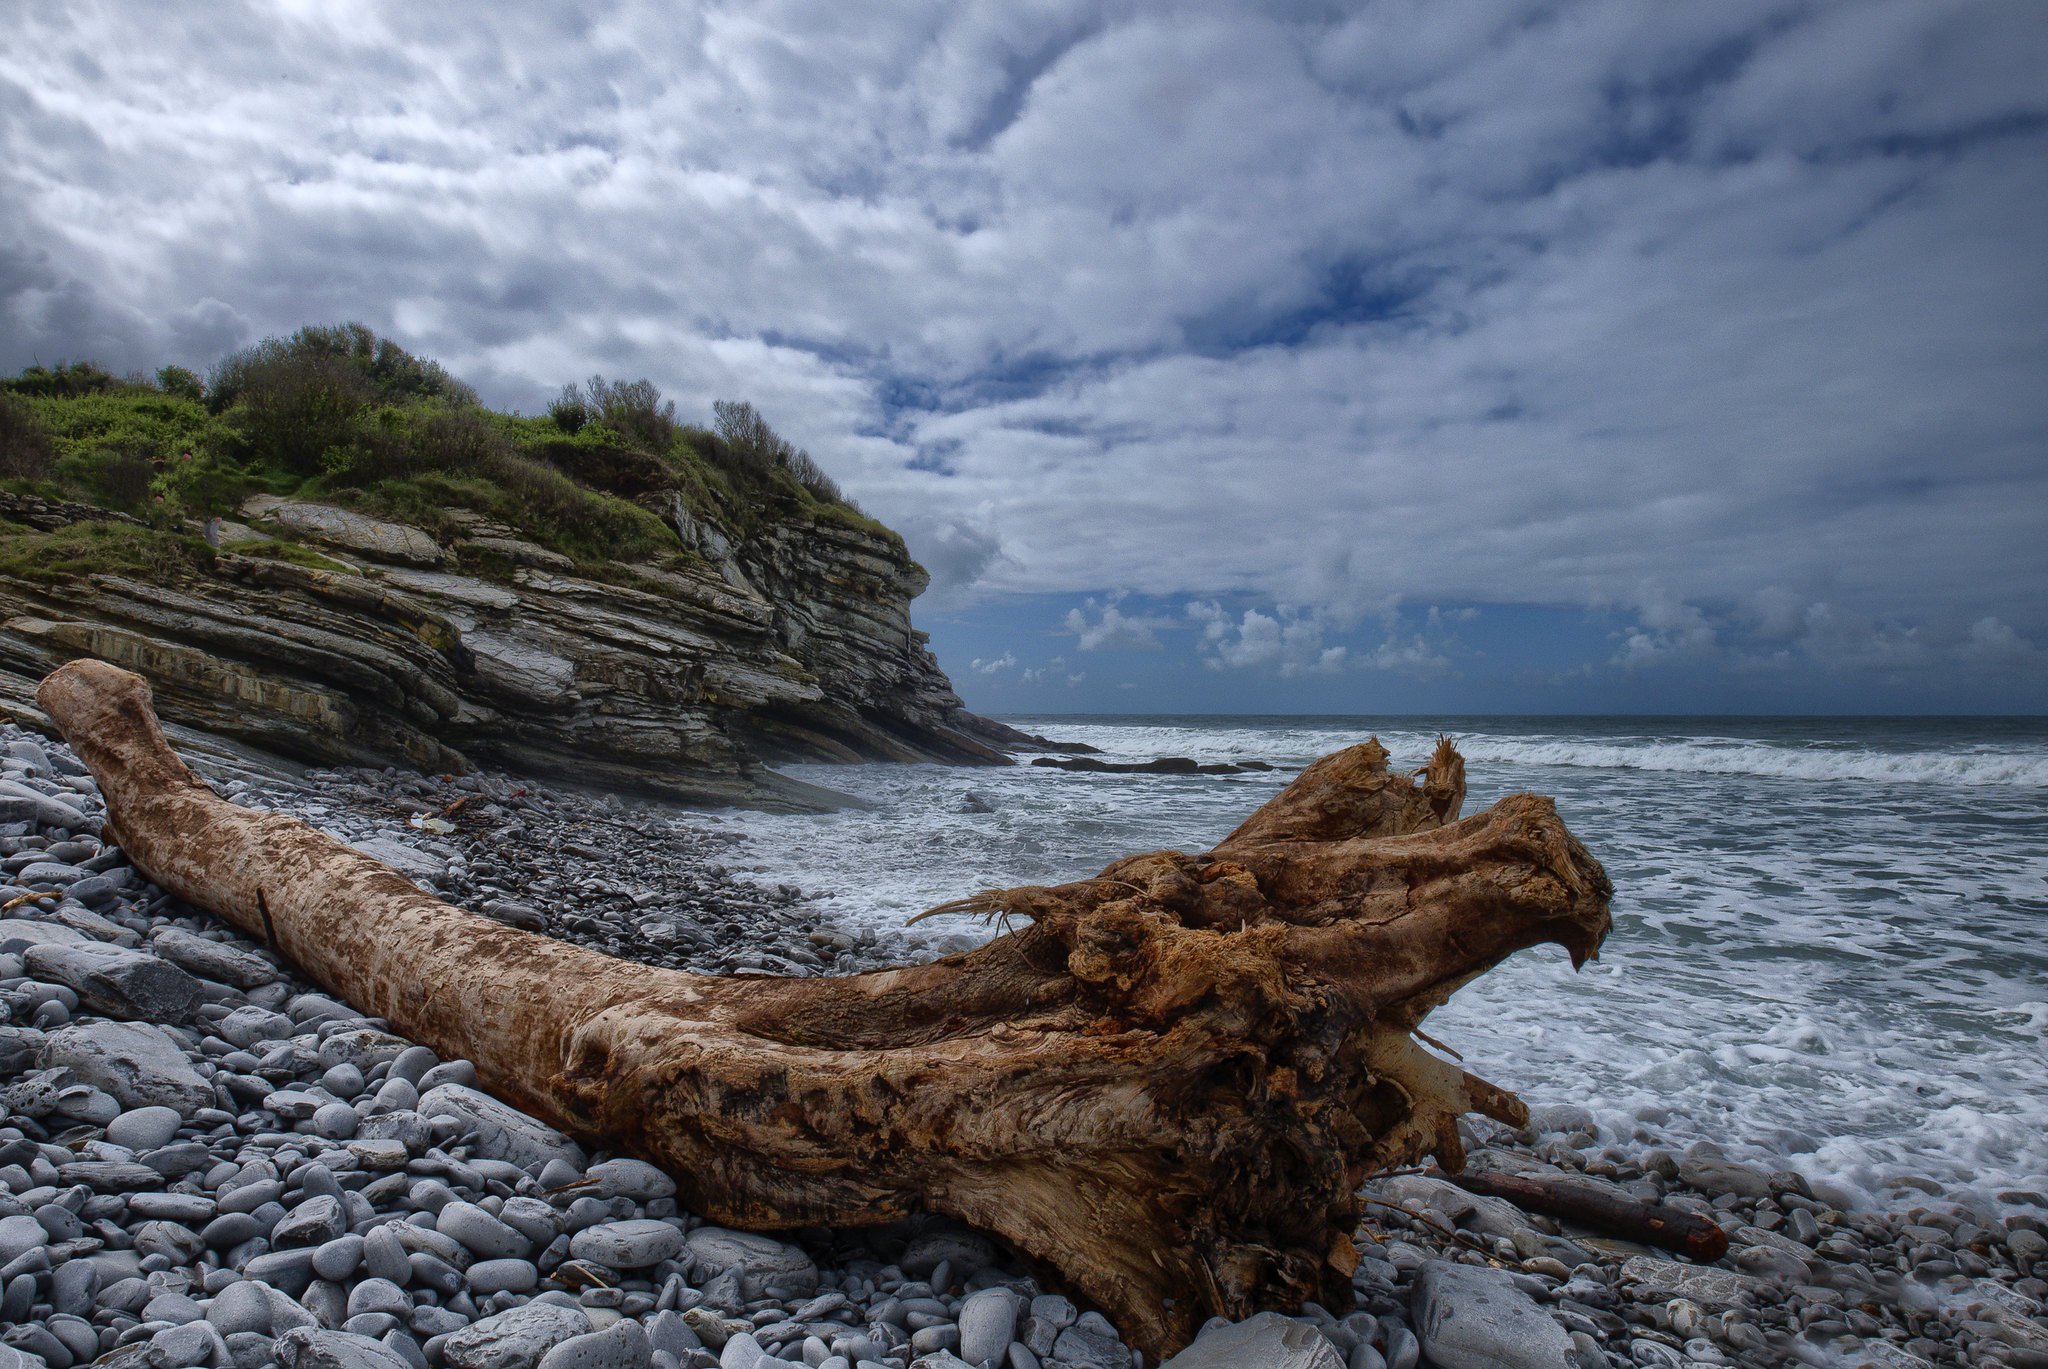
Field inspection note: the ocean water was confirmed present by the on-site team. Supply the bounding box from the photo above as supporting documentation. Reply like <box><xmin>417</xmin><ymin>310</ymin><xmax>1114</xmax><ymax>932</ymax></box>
<box><xmin>723</xmin><ymin>716</ymin><xmax>2048</xmax><ymax>1210</ymax></box>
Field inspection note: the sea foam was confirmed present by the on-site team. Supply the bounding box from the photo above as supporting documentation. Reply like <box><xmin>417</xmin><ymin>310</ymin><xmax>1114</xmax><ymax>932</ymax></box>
<box><xmin>727</xmin><ymin>714</ymin><xmax>2048</xmax><ymax>1212</ymax></box>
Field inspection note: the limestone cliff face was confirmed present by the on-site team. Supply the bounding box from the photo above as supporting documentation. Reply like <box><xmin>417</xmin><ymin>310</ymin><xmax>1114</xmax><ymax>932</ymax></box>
<box><xmin>0</xmin><ymin>489</ymin><xmax>1025</xmax><ymax>808</ymax></box>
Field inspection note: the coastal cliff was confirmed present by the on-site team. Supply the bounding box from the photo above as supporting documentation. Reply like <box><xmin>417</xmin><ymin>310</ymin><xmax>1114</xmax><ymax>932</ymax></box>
<box><xmin>0</xmin><ymin>483</ymin><xmax>1024</xmax><ymax>807</ymax></box>
<box><xmin>0</xmin><ymin>333</ymin><xmax>1028</xmax><ymax>808</ymax></box>
<box><xmin>0</xmin><ymin>489</ymin><xmax>1018</xmax><ymax>809</ymax></box>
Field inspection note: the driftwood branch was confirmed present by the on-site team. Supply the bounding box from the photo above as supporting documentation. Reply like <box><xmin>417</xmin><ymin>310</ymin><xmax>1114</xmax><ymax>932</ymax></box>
<box><xmin>38</xmin><ymin>661</ymin><xmax>1611</xmax><ymax>1357</ymax></box>
<box><xmin>1429</xmin><ymin>1167</ymin><xmax>1730</xmax><ymax>1262</ymax></box>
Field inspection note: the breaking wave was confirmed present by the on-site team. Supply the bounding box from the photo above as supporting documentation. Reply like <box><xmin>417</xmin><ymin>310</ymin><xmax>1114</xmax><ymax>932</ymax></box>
<box><xmin>1450</xmin><ymin>737</ymin><xmax>2048</xmax><ymax>787</ymax></box>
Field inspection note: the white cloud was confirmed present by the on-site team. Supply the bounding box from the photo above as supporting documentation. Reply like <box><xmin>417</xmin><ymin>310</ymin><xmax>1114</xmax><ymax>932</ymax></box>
<box><xmin>1960</xmin><ymin>616</ymin><xmax>2037</xmax><ymax>666</ymax></box>
<box><xmin>1613</xmin><ymin>584</ymin><xmax>1717</xmax><ymax>670</ymax></box>
<box><xmin>970</xmin><ymin>652</ymin><xmax>1016</xmax><ymax>675</ymax></box>
<box><xmin>893</xmin><ymin>513</ymin><xmax>1007</xmax><ymax>603</ymax></box>
<box><xmin>2</xmin><ymin>0</ymin><xmax>2043</xmax><ymax>689</ymax></box>
<box><xmin>1190</xmin><ymin>602</ymin><xmax>1347</xmax><ymax>677</ymax></box>
<box><xmin>1366</xmin><ymin>636</ymin><xmax>1449</xmax><ymax>677</ymax></box>
<box><xmin>1063</xmin><ymin>596</ymin><xmax>1173</xmax><ymax>651</ymax></box>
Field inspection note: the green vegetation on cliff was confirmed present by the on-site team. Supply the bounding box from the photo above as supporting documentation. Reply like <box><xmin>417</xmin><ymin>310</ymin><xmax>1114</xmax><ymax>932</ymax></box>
<box><xmin>0</xmin><ymin>324</ymin><xmax>896</xmax><ymax>578</ymax></box>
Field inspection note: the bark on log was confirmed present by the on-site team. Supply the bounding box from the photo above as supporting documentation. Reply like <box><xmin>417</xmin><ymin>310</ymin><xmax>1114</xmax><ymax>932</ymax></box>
<box><xmin>1428</xmin><ymin>1166</ymin><xmax>1730</xmax><ymax>1262</ymax></box>
<box><xmin>38</xmin><ymin>661</ymin><xmax>1612</xmax><ymax>1357</ymax></box>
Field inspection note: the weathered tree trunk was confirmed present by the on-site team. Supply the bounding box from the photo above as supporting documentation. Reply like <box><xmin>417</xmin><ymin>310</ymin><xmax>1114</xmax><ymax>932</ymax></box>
<box><xmin>39</xmin><ymin>661</ymin><xmax>1612</xmax><ymax>1357</ymax></box>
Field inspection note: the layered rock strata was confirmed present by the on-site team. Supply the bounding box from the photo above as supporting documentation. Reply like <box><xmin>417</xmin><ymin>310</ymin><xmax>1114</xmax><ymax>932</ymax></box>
<box><xmin>0</xmin><ymin>491</ymin><xmax>1025</xmax><ymax>809</ymax></box>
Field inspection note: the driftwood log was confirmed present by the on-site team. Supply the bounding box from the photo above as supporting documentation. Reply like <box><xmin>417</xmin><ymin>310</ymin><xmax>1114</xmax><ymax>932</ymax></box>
<box><xmin>38</xmin><ymin>660</ymin><xmax>1613</xmax><ymax>1356</ymax></box>
<box><xmin>1429</xmin><ymin>1167</ymin><xmax>1729</xmax><ymax>1262</ymax></box>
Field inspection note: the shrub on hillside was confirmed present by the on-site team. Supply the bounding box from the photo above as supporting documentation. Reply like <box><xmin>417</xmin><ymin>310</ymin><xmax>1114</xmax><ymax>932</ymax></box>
<box><xmin>155</xmin><ymin>365</ymin><xmax>204</xmax><ymax>402</ymax></box>
<box><xmin>556</xmin><ymin>375</ymin><xmax>676</xmax><ymax>453</ymax></box>
<box><xmin>83</xmin><ymin>447</ymin><xmax>156</xmax><ymax>512</ymax></box>
<box><xmin>408</xmin><ymin>407</ymin><xmax>508</xmax><ymax>472</ymax></box>
<box><xmin>221</xmin><ymin>349</ymin><xmax>373</xmax><ymax>475</ymax></box>
<box><xmin>313</xmin><ymin>407</ymin><xmax>498</xmax><ymax>487</ymax></box>
<box><xmin>530</xmin><ymin>438</ymin><xmax>675</xmax><ymax>499</ymax></box>
<box><xmin>547</xmin><ymin>385</ymin><xmax>589</xmax><ymax>434</ymax></box>
<box><xmin>0</xmin><ymin>393</ymin><xmax>55</xmax><ymax>480</ymax></box>
<box><xmin>711</xmin><ymin>399</ymin><xmax>787</xmax><ymax>476</ymax></box>
<box><xmin>784</xmin><ymin>448</ymin><xmax>845</xmax><ymax>504</ymax></box>
<box><xmin>209</xmin><ymin>323</ymin><xmax>477</xmax><ymax>412</ymax></box>
<box><xmin>711</xmin><ymin>399</ymin><xmax>851</xmax><ymax>505</ymax></box>
<box><xmin>159</xmin><ymin>448</ymin><xmax>260</xmax><ymax>520</ymax></box>
<box><xmin>2</xmin><ymin>361</ymin><xmax>123</xmax><ymax>400</ymax></box>
<box><xmin>312</xmin><ymin>405</ymin><xmax>673</xmax><ymax>563</ymax></box>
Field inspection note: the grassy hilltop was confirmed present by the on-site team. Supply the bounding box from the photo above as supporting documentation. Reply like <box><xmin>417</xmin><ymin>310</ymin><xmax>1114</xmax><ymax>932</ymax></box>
<box><xmin>0</xmin><ymin>322</ymin><xmax>891</xmax><ymax>586</ymax></box>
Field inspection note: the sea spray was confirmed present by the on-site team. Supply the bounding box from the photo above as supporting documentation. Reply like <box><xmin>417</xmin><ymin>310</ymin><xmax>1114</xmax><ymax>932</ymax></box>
<box><xmin>728</xmin><ymin>713</ymin><xmax>2048</xmax><ymax>1212</ymax></box>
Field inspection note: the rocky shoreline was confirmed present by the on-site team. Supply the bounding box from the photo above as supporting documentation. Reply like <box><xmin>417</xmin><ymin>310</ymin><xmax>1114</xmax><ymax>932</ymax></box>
<box><xmin>3</xmin><ymin>722</ymin><xmax>2046</xmax><ymax>1369</ymax></box>
<box><xmin>198</xmin><ymin>759</ymin><xmax>970</xmax><ymax>982</ymax></box>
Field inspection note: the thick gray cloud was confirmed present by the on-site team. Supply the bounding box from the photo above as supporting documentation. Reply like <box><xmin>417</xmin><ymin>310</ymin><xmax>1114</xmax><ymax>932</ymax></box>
<box><xmin>4</xmin><ymin>1</ymin><xmax>2045</xmax><ymax>697</ymax></box>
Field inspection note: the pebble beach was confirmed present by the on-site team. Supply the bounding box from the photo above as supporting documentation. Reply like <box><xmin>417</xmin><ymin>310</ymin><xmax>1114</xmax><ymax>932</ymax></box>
<box><xmin>3</xmin><ymin>722</ymin><xmax>2046</xmax><ymax>1369</ymax></box>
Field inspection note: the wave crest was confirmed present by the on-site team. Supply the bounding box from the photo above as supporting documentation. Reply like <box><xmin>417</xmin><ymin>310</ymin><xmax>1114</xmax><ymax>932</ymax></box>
<box><xmin>1452</xmin><ymin>738</ymin><xmax>2048</xmax><ymax>786</ymax></box>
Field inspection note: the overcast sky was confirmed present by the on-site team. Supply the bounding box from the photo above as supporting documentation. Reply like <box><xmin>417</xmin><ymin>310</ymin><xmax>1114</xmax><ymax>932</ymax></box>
<box><xmin>5</xmin><ymin>1</ymin><xmax>2045</xmax><ymax>713</ymax></box>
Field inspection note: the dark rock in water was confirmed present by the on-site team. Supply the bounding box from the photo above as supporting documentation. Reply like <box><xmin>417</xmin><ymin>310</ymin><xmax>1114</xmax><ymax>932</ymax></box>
<box><xmin>979</xmin><ymin>724</ymin><xmax>1101</xmax><ymax>755</ymax></box>
<box><xmin>958</xmin><ymin>791</ymin><xmax>996</xmax><ymax>813</ymax></box>
<box><xmin>1031</xmin><ymin>755</ymin><xmax>1270</xmax><ymax>776</ymax></box>
<box><xmin>21</xmin><ymin>941</ymin><xmax>203</xmax><ymax>1022</ymax></box>
<box><xmin>1677</xmin><ymin>1152</ymin><xmax>1774</xmax><ymax>1201</ymax></box>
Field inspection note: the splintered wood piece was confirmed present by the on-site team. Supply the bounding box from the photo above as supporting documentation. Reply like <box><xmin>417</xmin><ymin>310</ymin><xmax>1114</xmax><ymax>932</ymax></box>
<box><xmin>38</xmin><ymin>660</ymin><xmax>1611</xmax><ymax>1356</ymax></box>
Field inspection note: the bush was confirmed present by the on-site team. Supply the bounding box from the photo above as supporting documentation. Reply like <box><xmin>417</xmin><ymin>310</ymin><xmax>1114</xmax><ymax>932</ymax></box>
<box><xmin>155</xmin><ymin>366</ymin><xmax>204</xmax><ymax>402</ymax></box>
<box><xmin>159</xmin><ymin>448</ymin><xmax>259</xmax><ymax>519</ymax></box>
<box><xmin>711</xmin><ymin>399</ymin><xmax>788</xmax><ymax>476</ymax></box>
<box><xmin>88</xmin><ymin>450</ymin><xmax>156</xmax><ymax>512</ymax></box>
<box><xmin>308</xmin><ymin>407</ymin><xmax>483</xmax><ymax>489</ymax></box>
<box><xmin>304</xmin><ymin>404</ymin><xmax>675</xmax><ymax>564</ymax></box>
<box><xmin>784</xmin><ymin>448</ymin><xmax>845</xmax><ymax>504</ymax></box>
<box><xmin>223</xmin><ymin>350</ymin><xmax>372</xmax><ymax>474</ymax></box>
<box><xmin>547</xmin><ymin>385</ymin><xmax>589</xmax><ymax>434</ymax></box>
<box><xmin>530</xmin><ymin>438</ymin><xmax>675</xmax><ymax>499</ymax></box>
<box><xmin>1</xmin><ymin>361</ymin><xmax>123</xmax><ymax>399</ymax></box>
<box><xmin>409</xmin><ymin>407</ymin><xmax>509</xmax><ymax>472</ymax></box>
<box><xmin>209</xmin><ymin>322</ymin><xmax>477</xmax><ymax>414</ymax></box>
<box><xmin>710</xmin><ymin>399</ymin><xmax>853</xmax><ymax>505</ymax></box>
<box><xmin>0</xmin><ymin>394</ymin><xmax>55</xmax><ymax>480</ymax></box>
<box><xmin>570</xmin><ymin>375</ymin><xmax>675</xmax><ymax>453</ymax></box>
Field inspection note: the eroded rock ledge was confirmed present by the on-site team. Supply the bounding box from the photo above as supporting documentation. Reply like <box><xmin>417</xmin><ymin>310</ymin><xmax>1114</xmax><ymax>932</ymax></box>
<box><xmin>0</xmin><ymin>490</ymin><xmax>1031</xmax><ymax>809</ymax></box>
